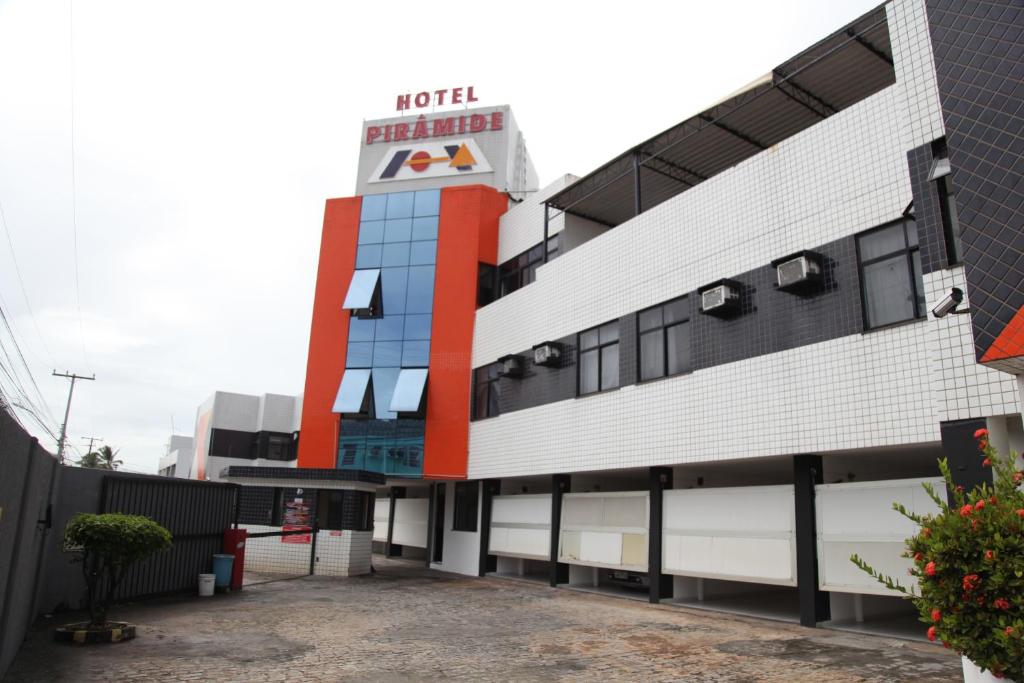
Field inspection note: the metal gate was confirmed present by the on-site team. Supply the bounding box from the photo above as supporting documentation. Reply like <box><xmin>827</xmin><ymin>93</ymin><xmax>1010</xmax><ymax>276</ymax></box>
<box><xmin>100</xmin><ymin>475</ymin><xmax>238</xmax><ymax>600</ymax></box>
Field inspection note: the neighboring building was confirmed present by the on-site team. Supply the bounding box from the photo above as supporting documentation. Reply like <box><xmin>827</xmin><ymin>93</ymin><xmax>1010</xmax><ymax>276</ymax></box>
<box><xmin>222</xmin><ymin>0</ymin><xmax>1024</xmax><ymax>628</ymax></box>
<box><xmin>157</xmin><ymin>435</ymin><xmax>193</xmax><ymax>477</ymax></box>
<box><xmin>187</xmin><ymin>391</ymin><xmax>301</xmax><ymax>481</ymax></box>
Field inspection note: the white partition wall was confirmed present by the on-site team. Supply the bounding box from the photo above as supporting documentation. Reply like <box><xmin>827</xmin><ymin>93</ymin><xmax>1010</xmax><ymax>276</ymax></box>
<box><xmin>488</xmin><ymin>494</ymin><xmax>552</xmax><ymax>560</ymax></box>
<box><xmin>816</xmin><ymin>477</ymin><xmax>943</xmax><ymax>596</ymax></box>
<box><xmin>662</xmin><ymin>486</ymin><xmax>796</xmax><ymax>586</ymax></box>
<box><xmin>373</xmin><ymin>497</ymin><xmax>389</xmax><ymax>543</ymax></box>
<box><xmin>391</xmin><ymin>498</ymin><xmax>429</xmax><ymax>548</ymax></box>
<box><xmin>558</xmin><ymin>492</ymin><xmax>649</xmax><ymax>571</ymax></box>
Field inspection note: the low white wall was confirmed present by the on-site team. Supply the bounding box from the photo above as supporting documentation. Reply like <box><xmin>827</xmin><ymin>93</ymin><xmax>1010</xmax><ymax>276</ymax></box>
<box><xmin>662</xmin><ymin>485</ymin><xmax>796</xmax><ymax>586</ymax></box>
<box><xmin>315</xmin><ymin>530</ymin><xmax>372</xmax><ymax>577</ymax></box>
<box><xmin>558</xmin><ymin>491</ymin><xmax>649</xmax><ymax>571</ymax></box>
<box><xmin>241</xmin><ymin>524</ymin><xmax>311</xmax><ymax>575</ymax></box>
<box><xmin>373</xmin><ymin>497</ymin><xmax>389</xmax><ymax>542</ymax></box>
<box><xmin>392</xmin><ymin>498</ymin><xmax>429</xmax><ymax>548</ymax></box>
<box><xmin>489</xmin><ymin>494</ymin><xmax>551</xmax><ymax>560</ymax></box>
<box><xmin>816</xmin><ymin>477</ymin><xmax>943</xmax><ymax>596</ymax></box>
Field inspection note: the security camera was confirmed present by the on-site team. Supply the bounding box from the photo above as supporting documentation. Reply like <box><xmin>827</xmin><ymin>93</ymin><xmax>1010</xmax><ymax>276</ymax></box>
<box><xmin>932</xmin><ymin>287</ymin><xmax>966</xmax><ymax>318</ymax></box>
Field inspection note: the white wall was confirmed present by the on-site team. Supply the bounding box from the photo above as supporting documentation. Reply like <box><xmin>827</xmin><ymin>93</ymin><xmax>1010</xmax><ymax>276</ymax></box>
<box><xmin>392</xmin><ymin>498</ymin><xmax>429</xmax><ymax>548</ymax></box>
<box><xmin>373</xmin><ymin>497</ymin><xmax>389</xmax><ymax>543</ymax></box>
<box><xmin>431</xmin><ymin>481</ymin><xmax>481</xmax><ymax>576</ymax></box>
<box><xmin>489</xmin><ymin>494</ymin><xmax>551</xmax><ymax>560</ymax></box>
<box><xmin>466</xmin><ymin>0</ymin><xmax>1016</xmax><ymax>480</ymax></box>
<box><xmin>816</xmin><ymin>477</ymin><xmax>943</xmax><ymax>596</ymax></box>
<box><xmin>662</xmin><ymin>486</ymin><xmax>796</xmax><ymax>586</ymax></box>
<box><xmin>558</xmin><ymin>492</ymin><xmax>648</xmax><ymax>571</ymax></box>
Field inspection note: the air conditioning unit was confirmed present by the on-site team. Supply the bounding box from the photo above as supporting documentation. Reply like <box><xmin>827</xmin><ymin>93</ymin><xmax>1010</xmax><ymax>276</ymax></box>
<box><xmin>772</xmin><ymin>251</ymin><xmax>824</xmax><ymax>293</ymax></box>
<box><xmin>498</xmin><ymin>354</ymin><xmax>524</xmax><ymax>378</ymax></box>
<box><xmin>699</xmin><ymin>280</ymin><xmax>741</xmax><ymax>317</ymax></box>
<box><xmin>532</xmin><ymin>342</ymin><xmax>563</xmax><ymax>367</ymax></box>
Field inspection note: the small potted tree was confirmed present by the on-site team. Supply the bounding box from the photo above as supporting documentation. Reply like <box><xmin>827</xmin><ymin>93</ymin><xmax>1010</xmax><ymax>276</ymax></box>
<box><xmin>56</xmin><ymin>513</ymin><xmax>172</xmax><ymax>643</ymax></box>
<box><xmin>852</xmin><ymin>428</ymin><xmax>1023</xmax><ymax>681</ymax></box>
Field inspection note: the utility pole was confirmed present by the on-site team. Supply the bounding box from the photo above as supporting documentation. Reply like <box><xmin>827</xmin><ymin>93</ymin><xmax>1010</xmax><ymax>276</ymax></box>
<box><xmin>53</xmin><ymin>370</ymin><xmax>95</xmax><ymax>465</ymax></box>
<box><xmin>81</xmin><ymin>435</ymin><xmax>103</xmax><ymax>456</ymax></box>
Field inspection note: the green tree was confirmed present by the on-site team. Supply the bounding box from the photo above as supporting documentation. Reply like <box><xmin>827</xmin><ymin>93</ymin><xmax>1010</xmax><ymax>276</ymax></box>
<box><xmin>76</xmin><ymin>445</ymin><xmax>122</xmax><ymax>470</ymax></box>
<box><xmin>64</xmin><ymin>513</ymin><xmax>172</xmax><ymax>626</ymax></box>
<box><xmin>75</xmin><ymin>450</ymin><xmax>102</xmax><ymax>468</ymax></box>
<box><xmin>97</xmin><ymin>445</ymin><xmax>122</xmax><ymax>470</ymax></box>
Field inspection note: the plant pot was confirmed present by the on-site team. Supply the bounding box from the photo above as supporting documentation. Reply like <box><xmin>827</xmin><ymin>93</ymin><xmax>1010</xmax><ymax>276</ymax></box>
<box><xmin>54</xmin><ymin>621</ymin><xmax>136</xmax><ymax>644</ymax></box>
<box><xmin>962</xmin><ymin>656</ymin><xmax>1017</xmax><ymax>683</ymax></box>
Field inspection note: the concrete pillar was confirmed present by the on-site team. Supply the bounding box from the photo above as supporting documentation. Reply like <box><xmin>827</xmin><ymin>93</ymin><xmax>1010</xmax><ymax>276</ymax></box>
<box><xmin>648</xmin><ymin>466</ymin><xmax>673</xmax><ymax>604</ymax></box>
<box><xmin>549</xmin><ymin>474</ymin><xmax>570</xmax><ymax>587</ymax></box>
<box><xmin>940</xmin><ymin>418</ymin><xmax>991</xmax><ymax>500</ymax></box>
<box><xmin>793</xmin><ymin>454</ymin><xmax>829</xmax><ymax>627</ymax></box>
<box><xmin>478</xmin><ymin>479</ymin><xmax>501</xmax><ymax>577</ymax></box>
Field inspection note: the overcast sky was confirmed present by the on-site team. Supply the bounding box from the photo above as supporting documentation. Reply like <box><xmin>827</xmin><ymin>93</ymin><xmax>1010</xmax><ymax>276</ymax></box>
<box><xmin>0</xmin><ymin>0</ymin><xmax>881</xmax><ymax>472</ymax></box>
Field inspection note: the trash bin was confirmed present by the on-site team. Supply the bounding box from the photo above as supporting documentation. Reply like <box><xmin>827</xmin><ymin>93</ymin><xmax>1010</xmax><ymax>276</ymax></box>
<box><xmin>198</xmin><ymin>573</ymin><xmax>215</xmax><ymax>597</ymax></box>
<box><xmin>212</xmin><ymin>554</ymin><xmax>235</xmax><ymax>588</ymax></box>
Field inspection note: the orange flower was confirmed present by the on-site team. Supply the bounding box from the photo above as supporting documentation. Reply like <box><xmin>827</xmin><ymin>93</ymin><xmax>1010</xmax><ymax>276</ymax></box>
<box><xmin>960</xmin><ymin>504</ymin><xmax>974</xmax><ymax>516</ymax></box>
<box><xmin>927</xmin><ymin>626</ymin><xmax>937</xmax><ymax>641</ymax></box>
<box><xmin>925</xmin><ymin>561</ymin><xmax>937</xmax><ymax>577</ymax></box>
<box><xmin>931</xmin><ymin>609</ymin><xmax>941</xmax><ymax>622</ymax></box>
<box><xmin>974</xmin><ymin>428</ymin><xmax>989</xmax><ymax>439</ymax></box>
<box><xmin>975</xmin><ymin>500</ymin><xmax>986</xmax><ymax>511</ymax></box>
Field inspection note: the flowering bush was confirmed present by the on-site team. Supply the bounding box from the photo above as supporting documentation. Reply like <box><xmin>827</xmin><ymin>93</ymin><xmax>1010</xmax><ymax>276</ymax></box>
<box><xmin>851</xmin><ymin>428</ymin><xmax>1023</xmax><ymax>680</ymax></box>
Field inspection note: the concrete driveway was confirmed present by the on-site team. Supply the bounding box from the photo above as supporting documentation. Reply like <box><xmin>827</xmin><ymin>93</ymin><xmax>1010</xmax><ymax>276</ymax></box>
<box><xmin>5</xmin><ymin>558</ymin><xmax>961</xmax><ymax>682</ymax></box>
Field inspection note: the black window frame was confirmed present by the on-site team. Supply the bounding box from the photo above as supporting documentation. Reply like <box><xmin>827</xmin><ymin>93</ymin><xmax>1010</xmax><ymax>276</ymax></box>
<box><xmin>929</xmin><ymin>137</ymin><xmax>963</xmax><ymax>268</ymax></box>
<box><xmin>472</xmin><ymin>363</ymin><xmax>502</xmax><ymax>420</ymax></box>
<box><xmin>496</xmin><ymin>234</ymin><xmax>560</xmax><ymax>299</ymax></box>
<box><xmin>855</xmin><ymin>217</ymin><xmax>926</xmax><ymax>331</ymax></box>
<box><xmin>637</xmin><ymin>296</ymin><xmax>692</xmax><ymax>383</ymax></box>
<box><xmin>577</xmin><ymin>320</ymin><xmax>620</xmax><ymax>397</ymax></box>
<box><xmin>452</xmin><ymin>481</ymin><xmax>478</xmax><ymax>532</ymax></box>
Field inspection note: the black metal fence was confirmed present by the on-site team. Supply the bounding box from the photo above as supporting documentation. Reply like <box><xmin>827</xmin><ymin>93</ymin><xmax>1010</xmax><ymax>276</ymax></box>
<box><xmin>100</xmin><ymin>476</ymin><xmax>239</xmax><ymax>600</ymax></box>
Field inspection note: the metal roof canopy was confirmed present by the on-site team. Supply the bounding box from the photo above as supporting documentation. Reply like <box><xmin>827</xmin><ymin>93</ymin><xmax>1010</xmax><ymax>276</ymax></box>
<box><xmin>545</xmin><ymin>5</ymin><xmax>895</xmax><ymax>229</ymax></box>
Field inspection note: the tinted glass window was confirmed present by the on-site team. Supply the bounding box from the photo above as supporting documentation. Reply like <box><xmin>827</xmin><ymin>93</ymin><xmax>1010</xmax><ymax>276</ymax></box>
<box><xmin>360</xmin><ymin>194</ymin><xmax>387</xmax><ymax>221</ymax></box>
<box><xmin>857</xmin><ymin>219</ymin><xmax>924</xmax><ymax>329</ymax></box>
<box><xmin>406</xmin><ymin>266</ymin><xmax>435</xmax><ymax>313</ymax></box>
<box><xmin>385</xmin><ymin>191</ymin><xmax>415</xmax><ymax>219</ymax></box>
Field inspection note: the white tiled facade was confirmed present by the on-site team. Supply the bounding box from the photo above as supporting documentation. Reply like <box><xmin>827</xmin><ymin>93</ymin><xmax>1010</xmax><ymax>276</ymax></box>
<box><xmin>466</xmin><ymin>0</ymin><xmax>1021</xmax><ymax>481</ymax></box>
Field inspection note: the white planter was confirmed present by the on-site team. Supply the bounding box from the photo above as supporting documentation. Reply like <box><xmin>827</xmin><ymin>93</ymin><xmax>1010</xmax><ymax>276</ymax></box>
<box><xmin>962</xmin><ymin>656</ymin><xmax>1016</xmax><ymax>683</ymax></box>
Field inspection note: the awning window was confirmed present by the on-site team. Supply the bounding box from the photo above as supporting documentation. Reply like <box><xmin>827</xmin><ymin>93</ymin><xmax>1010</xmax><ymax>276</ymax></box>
<box><xmin>343</xmin><ymin>269</ymin><xmax>382</xmax><ymax>318</ymax></box>
<box><xmin>332</xmin><ymin>369</ymin><xmax>372</xmax><ymax>414</ymax></box>
<box><xmin>927</xmin><ymin>156</ymin><xmax>951</xmax><ymax>181</ymax></box>
<box><xmin>389</xmin><ymin>368</ymin><xmax>428</xmax><ymax>413</ymax></box>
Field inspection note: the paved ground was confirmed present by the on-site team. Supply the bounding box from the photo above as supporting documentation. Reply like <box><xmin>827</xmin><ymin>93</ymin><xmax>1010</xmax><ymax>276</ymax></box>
<box><xmin>6</xmin><ymin>558</ymin><xmax>961</xmax><ymax>682</ymax></box>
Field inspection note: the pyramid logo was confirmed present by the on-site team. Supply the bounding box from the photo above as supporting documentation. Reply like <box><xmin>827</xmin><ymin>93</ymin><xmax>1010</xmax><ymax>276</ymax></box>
<box><xmin>371</xmin><ymin>138</ymin><xmax>492</xmax><ymax>183</ymax></box>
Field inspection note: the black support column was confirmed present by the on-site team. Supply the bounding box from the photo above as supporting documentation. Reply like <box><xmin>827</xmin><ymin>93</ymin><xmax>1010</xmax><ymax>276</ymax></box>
<box><xmin>793</xmin><ymin>454</ymin><xmax>829</xmax><ymax>627</ymax></box>
<box><xmin>940</xmin><ymin>418</ymin><xmax>991</xmax><ymax>501</ymax></box>
<box><xmin>648</xmin><ymin>467</ymin><xmax>673</xmax><ymax>604</ymax></box>
<box><xmin>424</xmin><ymin>483</ymin><xmax>435</xmax><ymax>568</ymax></box>
<box><xmin>549</xmin><ymin>474</ymin><xmax>571</xmax><ymax>587</ymax></box>
<box><xmin>478</xmin><ymin>479</ymin><xmax>501</xmax><ymax>577</ymax></box>
<box><xmin>385</xmin><ymin>486</ymin><xmax>405</xmax><ymax>558</ymax></box>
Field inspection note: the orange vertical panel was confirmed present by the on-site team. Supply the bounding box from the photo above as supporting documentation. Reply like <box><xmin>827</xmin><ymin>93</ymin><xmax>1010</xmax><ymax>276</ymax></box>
<box><xmin>424</xmin><ymin>185</ymin><xmax>506</xmax><ymax>479</ymax></box>
<box><xmin>297</xmin><ymin>197</ymin><xmax>361</xmax><ymax>469</ymax></box>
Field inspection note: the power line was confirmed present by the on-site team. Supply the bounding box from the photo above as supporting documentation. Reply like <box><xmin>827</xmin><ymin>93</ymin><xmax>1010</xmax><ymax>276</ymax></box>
<box><xmin>0</xmin><ymin>198</ymin><xmax>57</xmax><ymax>367</ymax></box>
<box><xmin>68</xmin><ymin>0</ymin><xmax>87</xmax><ymax>364</ymax></box>
<box><xmin>0</xmin><ymin>300</ymin><xmax>61</xmax><ymax>431</ymax></box>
